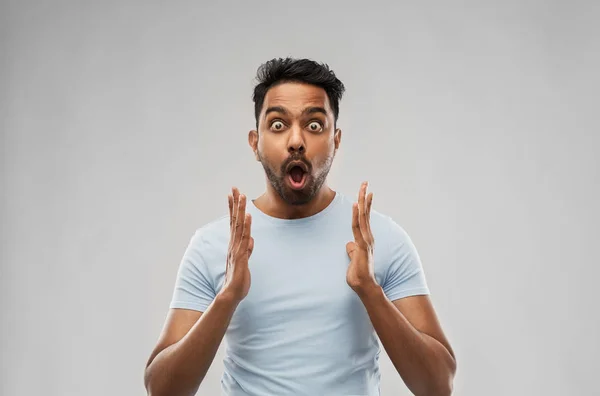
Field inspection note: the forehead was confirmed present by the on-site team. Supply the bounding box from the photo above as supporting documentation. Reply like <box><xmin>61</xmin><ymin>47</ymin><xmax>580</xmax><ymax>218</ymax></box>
<box><xmin>262</xmin><ymin>82</ymin><xmax>332</xmax><ymax>116</ymax></box>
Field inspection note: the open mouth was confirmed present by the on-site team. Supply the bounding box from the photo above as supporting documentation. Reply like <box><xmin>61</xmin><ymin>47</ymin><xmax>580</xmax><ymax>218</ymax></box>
<box><xmin>286</xmin><ymin>162</ymin><xmax>308</xmax><ymax>190</ymax></box>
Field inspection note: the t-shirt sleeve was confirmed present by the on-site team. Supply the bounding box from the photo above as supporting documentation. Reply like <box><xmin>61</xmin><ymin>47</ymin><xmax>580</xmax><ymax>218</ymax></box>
<box><xmin>169</xmin><ymin>229</ymin><xmax>216</xmax><ymax>312</ymax></box>
<box><xmin>381</xmin><ymin>217</ymin><xmax>430</xmax><ymax>302</ymax></box>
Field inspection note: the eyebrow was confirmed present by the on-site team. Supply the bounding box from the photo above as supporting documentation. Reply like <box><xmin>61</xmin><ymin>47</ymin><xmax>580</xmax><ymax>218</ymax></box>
<box><xmin>302</xmin><ymin>106</ymin><xmax>328</xmax><ymax>116</ymax></box>
<box><xmin>264</xmin><ymin>106</ymin><xmax>328</xmax><ymax>117</ymax></box>
<box><xmin>265</xmin><ymin>106</ymin><xmax>289</xmax><ymax>116</ymax></box>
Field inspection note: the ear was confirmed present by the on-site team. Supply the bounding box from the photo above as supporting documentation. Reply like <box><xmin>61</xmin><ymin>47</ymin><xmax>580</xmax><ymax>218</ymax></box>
<box><xmin>248</xmin><ymin>129</ymin><xmax>259</xmax><ymax>161</ymax></box>
<box><xmin>333</xmin><ymin>128</ymin><xmax>342</xmax><ymax>155</ymax></box>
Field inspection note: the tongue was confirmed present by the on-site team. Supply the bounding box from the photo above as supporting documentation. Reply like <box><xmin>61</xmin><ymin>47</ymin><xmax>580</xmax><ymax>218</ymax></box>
<box><xmin>290</xmin><ymin>167</ymin><xmax>304</xmax><ymax>183</ymax></box>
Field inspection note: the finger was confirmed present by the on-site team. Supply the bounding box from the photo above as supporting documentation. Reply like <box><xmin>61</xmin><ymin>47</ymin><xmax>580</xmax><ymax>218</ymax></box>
<box><xmin>248</xmin><ymin>236</ymin><xmax>255</xmax><ymax>257</ymax></box>
<box><xmin>235</xmin><ymin>194</ymin><xmax>247</xmax><ymax>246</ymax></box>
<box><xmin>228</xmin><ymin>193</ymin><xmax>234</xmax><ymax>229</ymax></box>
<box><xmin>230</xmin><ymin>187</ymin><xmax>240</xmax><ymax>243</ymax></box>
<box><xmin>241</xmin><ymin>213</ymin><xmax>252</xmax><ymax>254</ymax></box>
<box><xmin>358</xmin><ymin>182</ymin><xmax>369</xmax><ymax>243</ymax></box>
<box><xmin>352</xmin><ymin>202</ymin><xmax>365</xmax><ymax>246</ymax></box>
<box><xmin>232</xmin><ymin>187</ymin><xmax>240</xmax><ymax>204</ymax></box>
<box><xmin>365</xmin><ymin>192</ymin><xmax>374</xmax><ymax>244</ymax></box>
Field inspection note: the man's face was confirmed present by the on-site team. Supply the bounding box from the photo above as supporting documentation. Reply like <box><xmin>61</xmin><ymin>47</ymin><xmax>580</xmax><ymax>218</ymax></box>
<box><xmin>249</xmin><ymin>82</ymin><xmax>341</xmax><ymax>206</ymax></box>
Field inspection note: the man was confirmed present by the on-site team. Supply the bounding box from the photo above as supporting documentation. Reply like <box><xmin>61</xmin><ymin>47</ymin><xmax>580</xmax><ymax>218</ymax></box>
<box><xmin>144</xmin><ymin>58</ymin><xmax>456</xmax><ymax>396</ymax></box>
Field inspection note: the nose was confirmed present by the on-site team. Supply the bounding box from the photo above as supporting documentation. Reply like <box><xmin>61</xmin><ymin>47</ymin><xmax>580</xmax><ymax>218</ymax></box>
<box><xmin>287</xmin><ymin>127</ymin><xmax>305</xmax><ymax>154</ymax></box>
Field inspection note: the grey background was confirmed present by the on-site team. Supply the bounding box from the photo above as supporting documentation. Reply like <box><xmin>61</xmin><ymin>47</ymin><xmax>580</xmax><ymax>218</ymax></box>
<box><xmin>2</xmin><ymin>1</ymin><xmax>599</xmax><ymax>395</ymax></box>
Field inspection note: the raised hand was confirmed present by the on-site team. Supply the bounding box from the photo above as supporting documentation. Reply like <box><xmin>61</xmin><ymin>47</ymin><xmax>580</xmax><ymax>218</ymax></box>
<box><xmin>220</xmin><ymin>187</ymin><xmax>254</xmax><ymax>303</ymax></box>
<box><xmin>346</xmin><ymin>182</ymin><xmax>377</xmax><ymax>293</ymax></box>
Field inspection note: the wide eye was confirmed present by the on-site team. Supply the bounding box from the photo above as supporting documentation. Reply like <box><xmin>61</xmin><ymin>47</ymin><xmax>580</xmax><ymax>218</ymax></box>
<box><xmin>308</xmin><ymin>121</ymin><xmax>323</xmax><ymax>132</ymax></box>
<box><xmin>271</xmin><ymin>121</ymin><xmax>285</xmax><ymax>131</ymax></box>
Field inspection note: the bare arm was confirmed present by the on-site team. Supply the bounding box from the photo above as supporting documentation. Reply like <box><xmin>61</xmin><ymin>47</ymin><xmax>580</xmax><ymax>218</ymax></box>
<box><xmin>144</xmin><ymin>189</ymin><xmax>254</xmax><ymax>396</ymax></box>
<box><xmin>144</xmin><ymin>296</ymin><xmax>239</xmax><ymax>396</ymax></box>
<box><xmin>357</xmin><ymin>288</ymin><xmax>456</xmax><ymax>396</ymax></box>
<box><xmin>346</xmin><ymin>183</ymin><xmax>456</xmax><ymax>395</ymax></box>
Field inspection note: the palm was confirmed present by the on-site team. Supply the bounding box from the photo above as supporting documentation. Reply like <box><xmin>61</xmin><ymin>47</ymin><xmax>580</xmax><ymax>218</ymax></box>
<box><xmin>346</xmin><ymin>182</ymin><xmax>376</xmax><ymax>290</ymax></box>
<box><xmin>223</xmin><ymin>187</ymin><xmax>255</xmax><ymax>302</ymax></box>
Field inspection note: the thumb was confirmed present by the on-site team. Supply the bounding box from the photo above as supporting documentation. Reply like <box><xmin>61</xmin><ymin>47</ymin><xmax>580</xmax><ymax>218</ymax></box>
<box><xmin>346</xmin><ymin>241</ymin><xmax>357</xmax><ymax>257</ymax></box>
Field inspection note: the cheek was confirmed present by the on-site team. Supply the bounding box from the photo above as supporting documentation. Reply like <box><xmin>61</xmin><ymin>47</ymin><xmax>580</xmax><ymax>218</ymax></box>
<box><xmin>257</xmin><ymin>145</ymin><xmax>285</xmax><ymax>170</ymax></box>
<box><xmin>258</xmin><ymin>135</ymin><xmax>285</xmax><ymax>156</ymax></box>
<box><xmin>311</xmin><ymin>142</ymin><xmax>336</xmax><ymax>165</ymax></box>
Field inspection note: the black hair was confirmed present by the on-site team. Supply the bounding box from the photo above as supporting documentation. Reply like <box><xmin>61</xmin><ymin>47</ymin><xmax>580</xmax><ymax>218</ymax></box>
<box><xmin>252</xmin><ymin>57</ymin><xmax>345</xmax><ymax>128</ymax></box>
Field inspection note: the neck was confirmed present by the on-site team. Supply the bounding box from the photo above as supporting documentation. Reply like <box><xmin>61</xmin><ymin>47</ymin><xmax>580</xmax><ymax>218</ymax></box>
<box><xmin>253</xmin><ymin>184</ymin><xmax>336</xmax><ymax>220</ymax></box>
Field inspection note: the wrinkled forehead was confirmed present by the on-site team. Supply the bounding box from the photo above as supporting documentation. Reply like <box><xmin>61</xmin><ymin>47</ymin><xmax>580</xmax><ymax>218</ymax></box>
<box><xmin>261</xmin><ymin>82</ymin><xmax>333</xmax><ymax>118</ymax></box>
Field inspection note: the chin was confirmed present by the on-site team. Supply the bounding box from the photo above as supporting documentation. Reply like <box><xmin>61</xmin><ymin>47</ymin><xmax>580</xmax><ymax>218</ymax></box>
<box><xmin>277</xmin><ymin>182</ymin><xmax>316</xmax><ymax>205</ymax></box>
<box><xmin>282</xmin><ymin>190</ymin><xmax>313</xmax><ymax>206</ymax></box>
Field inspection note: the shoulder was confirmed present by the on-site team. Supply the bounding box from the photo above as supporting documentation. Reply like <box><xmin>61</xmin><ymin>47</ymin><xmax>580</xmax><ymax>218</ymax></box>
<box><xmin>364</xmin><ymin>206</ymin><xmax>427</xmax><ymax>293</ymax></box>
<box><xmin>193</xmin><ymin>213</ymin><xmax>230</xmax><ymax>242</ymax></box>
<box><xmin>184</xmin><ymin>214</ymin><xmax>230</xmax><ymax>268</ymax></box>
<box><xmin>337</xmin><ymin>192</ymin><xmax>408</xmax><ymax>242</ymax></box>
<box><xmin>371</xmin><ymin>210</ymin><xmax>412</xmax><ymax>254</ymax></box>
<box><xmin>336</xmin><ymin>190</ymin><xmax>412</xmax><ymax>251</ymax></box>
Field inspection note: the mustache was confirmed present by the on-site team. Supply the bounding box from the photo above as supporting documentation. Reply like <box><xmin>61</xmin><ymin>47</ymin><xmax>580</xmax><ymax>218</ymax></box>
<box><xmin>281</xmin><ymin>154</ymin><xmax>311</xmax><ymax>173</ymax></box>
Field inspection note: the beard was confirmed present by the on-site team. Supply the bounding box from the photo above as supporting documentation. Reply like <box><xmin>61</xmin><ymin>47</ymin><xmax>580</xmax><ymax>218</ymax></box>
<box><xmin>258</xmin><ymin>151</ymin><xmax>333</xmax><ymax>206</ymax></box>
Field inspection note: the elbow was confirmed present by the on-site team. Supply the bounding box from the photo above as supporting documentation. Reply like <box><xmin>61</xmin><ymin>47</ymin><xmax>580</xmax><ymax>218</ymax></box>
<box><xmin>434</xmin><ymin>362</ymin><xmax>457</xmax><ymax>396</ymax></box>
<box><xmin>144</xmin><ymin>366</ymin><xmax>167</xmax><ymax>396</ymax></box>
<box><xmin>144</xmin><ymin>357</ymin><xmax>160</xmax><ymax>396</ymax></box>
<box><xmin>433</xmin><ymin>351</ymin><xmax>457</xmax><ymax>396</ymax></box>
<box><xmin>144</xmin><ymin>367</ymin><xmax>202</xmax><ymax>396</ymax></box>
<box><xmin>144</xmin><ymin>370</ymin><xmax>157</xmax><ymax>396</ymax></box>
<box><xmin>144</xmin><ymin>384</ymin><xmax>169</xmax><ymax>396</ymax></box>
<box><xmin>415</xmin><ymin>382</ymin><xmax>453</xmax><ymax>396</ymax></box>
<box><xmin>416</xmin><ymin>360</ymin><xmax>457</xmax><ymax>396</ymax></box>
<box><xmin>434</xmin><ymin>361</ymin><xmax>456</xmax><ymax>396</ymax></box>
<box><xmin>144</xmin><ymin>380</ymin><xmax>174</xmax><ymax>396</ymax></box>
<box><xmin>436</xmin><ymin>381</ymin><xmax>454</xmax><ymax>396</ymax></box>
<box><xmin>411</xmin><ymin>378</ymin><xmax>454</xmax><ymax>396</ymax></box>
